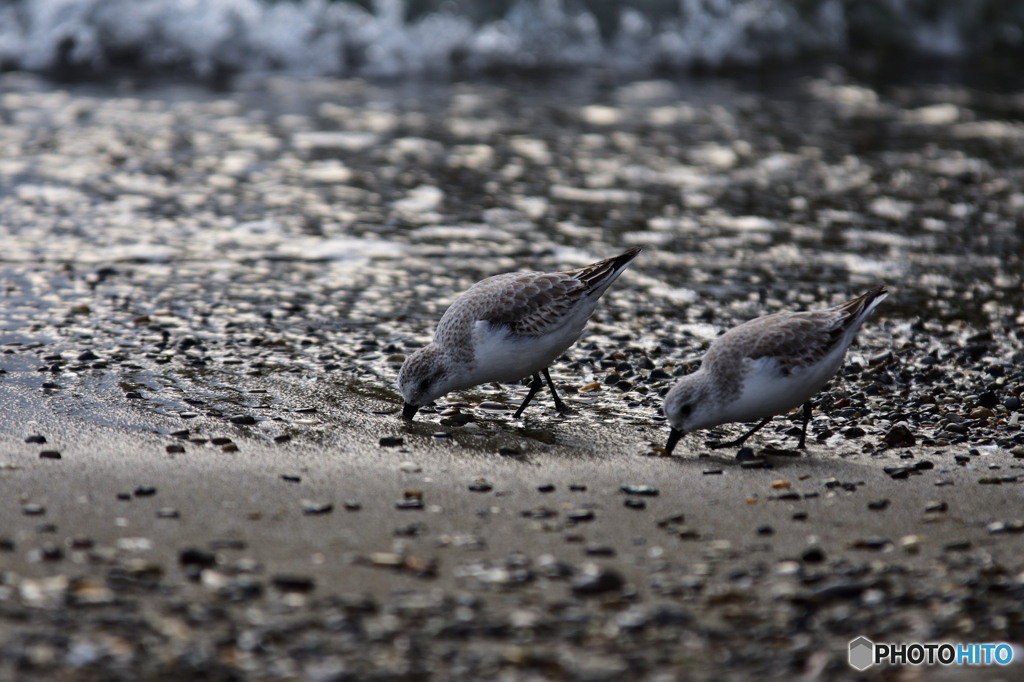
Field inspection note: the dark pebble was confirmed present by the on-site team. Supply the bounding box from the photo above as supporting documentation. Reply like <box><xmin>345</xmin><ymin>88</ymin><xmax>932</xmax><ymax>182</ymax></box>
<box><xmin>179</xmin><ymin>548</ymin><xmax>216</xmax><ymax>567</ymax></box>
<box><xmin>170</xmin><ymin>429</ymin><xmax>189</xmax><ymax>438</ymax></box>
<box><xmin>571</xmin><ymin>565</ymin><xmax>624</xmax><ymax>595</ymax></box>
<box><xmin>271</xmin><ymin>575</ymin><xmax>315</xmax><ymax>592</ymax></box>
<box><xmin>623</xmin><ymin>498</ymin><xmax>646</xmax><ymax>510</ymax></box>
<box><xmin>884</xmin><ymin>467</ymin><xmax>912</xmax><ymax>479</ymax></box>
<box><xmin>925</xmin><ymin>501</ymin><xmax>948</xmax><ymax>513</ymax></box>
<box><xmin>179</xmin><ymin>412</ymin><xmax>199</xmax><ymax>419</ymax></box>
<box><xmin>735</xmin><ymin>447</ymin><xmax>755</xmax><ymax>461</ymax></box>
<box><xmin>230</xmin><ymin>415</ymin><xmax>256</xmax><ymax>425</ymax></box>
<box><xmin>24</xmin><ymin>435</ymin><xmax>46</xmax><ymax>444</ymax></box>
<box><xmin>124</xmin><ymin>391</ymin><xmax>141</xmax><ymax>399</ymax></box>
<box><xmin>851</xmin><ymin>537</ymin><xmax>891</xmax><ymax>550</ymax></box>
<box><xmin>77</xmin><ymin>350</ymin><xmax>99</xmax><ymax>362</ymax></box>
<box><xmin>584</xmin><ymin>545</ymin><xmax>616</xmax><ymax>557</ymax></box>
<box><xmin>884</xmin><ymin>423</ymin><xmax>916</xmax><ymax>446</ymax></box>
<box><xmin>281</xmin><ymin>474</ymin><xmax>301</xmax><ymax>483</ymax></box>
<box><xmin>116</xmin><ymin>493</ymin><xmax>131</xmax><ymax>501</ymax></box>
<box><xmin>914</xmin><ymin>460</ymin><xmax>934</xmax><ymax>470</ymax></box>
<box><xmin>703</xmin><ymin>469</ymin><xmax>723</xmax><ymax>475</ymax></box>
<box><xmin>39</xmin><ymin>450</ymin><xmax>61</xmax><ymax>459</ymax></box>
<box><xmin>22</xmin><ymin>504</ymin><xmax>45</xmax><ymax>515</ymax></box>
<box><xmin>497</xmin><ymin>447</ymin><xmax>521</xmax><ymax>457</ymax></box>
<box><xmin>620</xmin><ymin>484</ymin><xmax>659</xmax><ymax>496</ymax></box>
<box><xmin>166</xmin><ymin>444</ymin><xmax>185</xmax><ymax>453</ymax></box>
<box><xmin>943</xmin><ymin>539</ymin><xmax>971</xmax><ymax>552</ymax></box>
<box><xmin>792</xmin><ymin>511</ymin><xmax>808</xmax><ymax>521</ymax></box>
<box><xmin>648</xmin><ymin>369</ymin><xmax>670</xmax><ymax>380</ymax></box>
<box><xmin>468</xmin><ymin>480</ymin><xmax>493</xmax><ymax>492</ymax></box>
<box><xmin>343</xmin><ymin>500</ymin><xmax>362</xmax><ymax>511</ymax></box>
<box><xmin>843</xmin><ymin>426</ymin><xmax>867</xmax><ymax>439</ymax></box>
<box><xmin>567</xmin><ymin>509</ymin><xmax>595</xmax><ymax>522</ymax></box>
<box><xmin>954</xmin><ymin>455</ymin><xmax>970</xmax><ymax>466</ymax></box>
<box><xmin>42</xmin><ymin>382</ymin><xmax>61</xmax><ymax>390</ymax></box>
<box><xmin>867</xmin><ymin>499</ymin><xmax>890</xmax><ymax>511</ymax></box>
<box><xmin>273</xmin><ymin>434</ymin><xmax>291</xmax><ymax>443</ymax></box>
<box><xmin>978</xmin><ymin>392</ymin><xmax>999</xmax><ymax>409</ymax></box>
<box><xmin>569</xmin><ymin>484</ymin><xmax>587</xmax><ymax>491</ymax></box>
<box><xmin>757</xmin><ymin>525</ymin><xmax>774</xmax><ymax>536</ymax></box>
<box><xmin>801</xmin><ymin>547</ymin><xmax>826</xmax><ymax>563</ymax></box>
<box><xmin>431</xmin><ymin>432</ymin><xmax>452</xmax><ymax>439</ymax></box>
<box><xmin>134</xmin><ymin>486</ymin><xmax>156</xmax><ymax>497</ymax></box>
<box><xmin>379</xmin><ymin>436</ymin><xmax>404</xmax><ymax>447</ymax></box>
<box><xmin>1005</xmin><ymin>397</ymin><xmax>1021</xmax><ymax>411</ymax></box>
<box><xmin>210</xmin><ymin>437</ymin><xmax>232</xmax><ymax>446</ymax></box>
<box><xmin>537</xmin><ymin>484</ymin><xmax>555</xmax><ymax>493</ymax></box>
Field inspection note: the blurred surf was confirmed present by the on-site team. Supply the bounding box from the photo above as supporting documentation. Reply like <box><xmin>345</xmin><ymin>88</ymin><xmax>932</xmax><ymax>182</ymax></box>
<box><xmin>0</xmin><ymin>0</ymin><xmax>1020</xmax><ymax>80</ymax></box>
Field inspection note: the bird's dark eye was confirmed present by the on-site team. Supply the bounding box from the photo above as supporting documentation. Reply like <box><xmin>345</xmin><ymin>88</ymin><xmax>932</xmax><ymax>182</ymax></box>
<box><xmin>679</xmin><ymin>405</ymin><xmax>692</xmax><ymax>416</ymax></box>
<box><xmin>419</xmin><ymin>378</ymin><xmax>431</xmax><ymax>391</ymax></box>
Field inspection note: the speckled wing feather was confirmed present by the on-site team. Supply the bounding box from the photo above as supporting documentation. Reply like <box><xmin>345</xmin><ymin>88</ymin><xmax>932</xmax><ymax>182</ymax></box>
<box><xmin>432</xmin><ymin>249</ymin><xmax>640</xmax><ymax>361</ymax></box>
<box><xmin>703</xmin><ymin>286</ymin><xmax>888</xmax><ymax>379</ymax></box>
<box><xmin>489</xmin><ymin>248</ymin><xmax>641</xmax><ymax>336</ymax></box>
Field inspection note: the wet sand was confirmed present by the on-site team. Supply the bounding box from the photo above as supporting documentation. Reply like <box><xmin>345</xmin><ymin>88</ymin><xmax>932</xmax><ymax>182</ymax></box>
<box><xmin>1</xmin><ymin>70</ymin><xmax>1024</xmax><ymax>680</ymax></box>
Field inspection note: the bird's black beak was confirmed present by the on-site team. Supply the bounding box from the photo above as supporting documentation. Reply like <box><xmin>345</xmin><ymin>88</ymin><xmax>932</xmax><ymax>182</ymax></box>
<box><xmin>665</xmin><ymin>428</ymin><xmax>684</xmax><ymax>455</ymax></box>
<box><xmin>402</xmin><ymin>402</ymin><xmax>420</xmax><ymax>421</ymax></box>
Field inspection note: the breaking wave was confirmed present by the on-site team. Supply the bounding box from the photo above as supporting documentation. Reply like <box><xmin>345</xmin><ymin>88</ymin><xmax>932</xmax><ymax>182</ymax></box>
<box><xmin>0</xmin><ymin>0</ymin><xmax>1021</xmax><ymax>79</ymax></box>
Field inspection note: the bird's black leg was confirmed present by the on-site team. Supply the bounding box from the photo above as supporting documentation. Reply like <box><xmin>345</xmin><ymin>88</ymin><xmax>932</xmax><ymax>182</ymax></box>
<box><xmin>708</xmin><ymin>416</ymin><xmax>773</xmax><ymax>450</ymax></box>
<box><xmin>513</xmin><ymin>373</ymin><xmax>544</xmax><ymax>419</ymax></box>
<box><xmin>541</xmin><ymin>368</ymin><xmax>566</xmax><ymax>412</ymax></box>
<box><xmin>798</xmin><ymin>400</ymin><xmax>813</xmax><ymax>449</ymax></box>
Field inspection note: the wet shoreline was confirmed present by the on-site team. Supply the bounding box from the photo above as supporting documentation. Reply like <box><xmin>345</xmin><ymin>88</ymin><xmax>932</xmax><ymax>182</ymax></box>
<box><xmin>1</xmin><ymin>69</ymin><xmax>1024</xmax><ymax>679</ymax></box>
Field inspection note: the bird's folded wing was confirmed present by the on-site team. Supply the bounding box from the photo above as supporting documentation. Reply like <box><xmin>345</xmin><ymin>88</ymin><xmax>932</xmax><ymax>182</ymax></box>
<box><xmin>481</xmin><ymin>272</ymin><xmax>587</xmax><ymax>337</ymax></box>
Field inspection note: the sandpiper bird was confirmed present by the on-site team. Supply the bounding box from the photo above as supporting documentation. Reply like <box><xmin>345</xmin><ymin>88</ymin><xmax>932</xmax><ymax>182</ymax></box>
<box><xmin>663</xmin><ymin>285</ymin><xmax>888</xmax><ymax>454</ymax></box>
<box><xmin>398</xmin><ymin>248</ymin><xmax>641</xmax><ymax>420</ymax></box>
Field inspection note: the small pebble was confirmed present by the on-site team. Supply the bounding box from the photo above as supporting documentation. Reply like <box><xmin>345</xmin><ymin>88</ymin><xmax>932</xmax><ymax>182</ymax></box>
<box><xmin>281</xmin><ymin>474</ymin><xmax>301</xmax><ymax>483</ymax></box>
<box><xmin>302</xmin><ymin>500</ymin><xmax>333</xmax><ymax>515</ymax></box>
<box><xmin>39</xmin><ymin>450</ymin><xmax>61</xmax><ymax>459</ymax></box>
<box><xmin>623</xmin><ymin>498</ymin><xmax>646</xmax><ymax>510</ymax></box>
<box><xmin>620</xmin><ymin>485</ymin><xmax>658</xmax><ymax>496</ymax></box>
<box><xmin>537</xmin><ymin>484</ymin><xmax>556</xmax><ymax>493</ymax></box>
<box><xmin>24</xmin><ymin>435</ymin><xmax>46</xmax><ymax>444</ymax></box>
<box><xmin>571</xmin><ymin>564</ymin><xmax>624</xmax><ymax>595</ymax></box>
<box><xmin>230</xmin><ymin>415</ymin><xmax>256</xmax><ymax>425</ymax></box>
<box><xmin>379</xmin><ymin>436</ymin><xmax>404</xmax><ymax>447</ymax></box>
<box><xmin>468</xmin><ymin>479</ymin><xmax>493</xmax><ymax>492</ymax></box>
<box><xmin>867</xmin><ymin>499</ymin><xmax>890</xmax><ymax>511</ymax></box>
<box><xmin>166</xmin><ymin>444</ymin><xmax>185</xmax><ymax>453</ymax></box>
<box><xmin>271</xmin><ymin>575</ymin><xmax>315</xmax><ymax>592</ymax></box>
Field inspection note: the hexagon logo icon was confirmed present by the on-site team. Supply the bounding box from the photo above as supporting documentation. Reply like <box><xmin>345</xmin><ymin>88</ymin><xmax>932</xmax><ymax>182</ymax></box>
<box><xmin>849</xmin><ymin>637</ymin><xmax>874</xmax><ymax>670</ymax></box>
